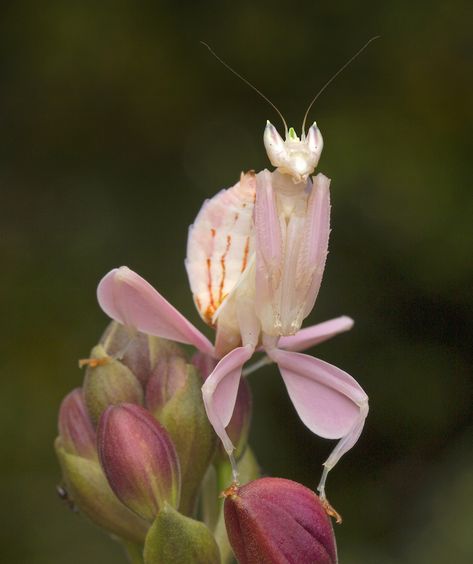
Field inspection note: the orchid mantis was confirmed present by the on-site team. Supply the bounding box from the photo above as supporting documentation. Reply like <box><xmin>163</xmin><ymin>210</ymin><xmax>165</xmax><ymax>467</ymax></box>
<box><xmin>97</xmin><ymin>115</ymin><xmax>368</xmax><ymax>515</ymax></box>
<box><xmin>95</xmin><ymin>34</ymin><xmax>381</xmax><ymax>520</ymax></box>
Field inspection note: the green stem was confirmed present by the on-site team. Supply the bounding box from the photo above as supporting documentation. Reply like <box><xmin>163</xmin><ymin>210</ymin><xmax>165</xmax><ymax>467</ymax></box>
<box><xmin>123</xmin><ymin>541</ymin><xmax>145</xmax><ymax>564</ymax></box>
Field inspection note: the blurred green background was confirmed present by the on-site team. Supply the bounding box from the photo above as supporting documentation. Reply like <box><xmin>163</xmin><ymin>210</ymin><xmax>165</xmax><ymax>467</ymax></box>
<box><xmin>1</xmin><ymin>0</ymin><xmax>472</xmax><ymax>562</ymax></box>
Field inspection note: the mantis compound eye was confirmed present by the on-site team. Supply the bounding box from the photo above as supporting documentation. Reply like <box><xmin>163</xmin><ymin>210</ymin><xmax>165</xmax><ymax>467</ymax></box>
<box><xmin>306</xmin><ymin>122</ymin><xmax>324</xmax><ymax>160</ymax></box>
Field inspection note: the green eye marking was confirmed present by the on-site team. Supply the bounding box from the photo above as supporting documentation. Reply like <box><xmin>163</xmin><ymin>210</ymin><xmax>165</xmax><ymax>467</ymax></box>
<box><xmin>288</xmin><ymin>127</ymin><xmax>299</xmax><ymax>141</ymax></box>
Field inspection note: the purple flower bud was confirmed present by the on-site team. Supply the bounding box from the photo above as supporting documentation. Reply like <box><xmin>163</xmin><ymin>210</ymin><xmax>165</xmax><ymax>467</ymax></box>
<box><xmin>224</xmin><ymin>477</ymin><xmax>338</xmax><ymax>564</ymax></box>
<box><xmin>58</xmin><ymin>388</ymin><xmax>97</xmax><ymax>459</ymax></box>
<box><xmin>98</xmin><ymin>403</ymin><xmax>180</xmax><ymax>522</ymax></box>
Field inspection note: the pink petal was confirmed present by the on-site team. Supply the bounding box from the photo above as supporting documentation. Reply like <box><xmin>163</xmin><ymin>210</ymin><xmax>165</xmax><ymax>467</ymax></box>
<box><xmin>278</xmin><ymin>316</ymin><xmax>354</xmax><ymax>352</ymax></box>
<box><xmin>268</xmin><ymin>348</ymin><xmax>368</xmax><ymax>466</ymax></box>
<box><xmin>202</xmin><ymin>344</ymin><xmax>254</xmax><ymax>454</ymax></box>
<box><xmin>97</xmin><ymin>267</ymin><xmax>214</xmax><ymax>355</ymax></box>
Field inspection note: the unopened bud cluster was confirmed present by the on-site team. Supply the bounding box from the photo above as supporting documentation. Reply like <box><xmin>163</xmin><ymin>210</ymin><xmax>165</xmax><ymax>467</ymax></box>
<box><xmin>55</xmin><ymin>321</ymin><xmax>337</xmax><ymax>563</ymax></box>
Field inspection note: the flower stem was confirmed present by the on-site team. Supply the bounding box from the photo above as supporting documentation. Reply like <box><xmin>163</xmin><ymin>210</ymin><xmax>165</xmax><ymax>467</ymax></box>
<box><xmin>123</xmin><ymin>541</ymin><xmax>144</xmax><ymax>564</ymax></box>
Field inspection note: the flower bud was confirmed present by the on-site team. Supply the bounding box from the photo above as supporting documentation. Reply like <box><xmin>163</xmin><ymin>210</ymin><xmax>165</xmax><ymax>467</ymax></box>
<box><xmin>58</xmin><ymin>388</ymin><xmax>97</xmax><ymax>459</ymax></box>
<box><xmin>191</xmin><ymin>351</ymin><xmax>217</xmax><ymax>380</ymax></box>
<box><xmin>144</xmin><ymin>503</ymin><xmax>220</xmax><ymax>564</ymax></box>
<box><xmin>157</xmin><ymin>366</ymin><xmax>216</xmax><ymax>516</ymax></box>
<box><xmin>83</xmin><ymin>345</ymin><xmax>144</xmax><ymax>425</ymax></box>
<box><xmin>209</xmin><ymin>446</ymin><xmax>261</xmax><ymax>563</ymax></box>
<box><xmin>98</xmin><ymin>403</ymin><xmax>180</xmax><ymax>522</ymax></box>
<box><xmin>145</xmin><ymin>354</ymin><xmax>189</xmax><ymax>416</ymax></box>
<box><xmin>55</xmin><ymin>439</ymin><xmax>149</xmax><ymax>543</ymax></box>
<box><xmin>100</xmin><ymin>321</ymin><xmax>187</xmax><ymax>388</ymax></box>
<box><xmin>224</xmin><ymin>477</ymin><xmax>338</xmax><ymax>564</ymax></box>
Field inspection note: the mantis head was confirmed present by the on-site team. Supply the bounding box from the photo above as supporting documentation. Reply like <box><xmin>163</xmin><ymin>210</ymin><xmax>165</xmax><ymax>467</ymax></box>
<box><xmin>264</xmin><ymin>121</ymin><xmax>324</xmax><ymax>184</ymax></box>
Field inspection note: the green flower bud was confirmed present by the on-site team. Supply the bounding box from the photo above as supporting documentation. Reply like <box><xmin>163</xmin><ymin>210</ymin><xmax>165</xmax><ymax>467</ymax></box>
<box><xmin>224</xmin><ymin>477</ymin><xmax>338</xmax><ymax>564</ymax></box>
<box><xmin>143</xmin><ymin>503</ymin><xmax>220</xmax><ymax>564</ymax></box>
<box><xmin>83</xmin><ymin>344</ymin><xmax>144</xmax><ymax>425</ymax></box>
<box><xmin>100</xmin><ymin>321</ymin><xmax>187</xmax><ymax>388</ymax></box>
<box><xmin>98</xmin><ymin>403</ymin><xmax>181</xmax><ymax>522</ymax></box>
<box><xmin>157</xmin><ymin>366</ymin><xmax>216</xmax><ymax>516</ymax></box>
<box><xmin>55</xmin><ymin>438</ymin><xmax>148</xmax><ymax>543</ymax></box>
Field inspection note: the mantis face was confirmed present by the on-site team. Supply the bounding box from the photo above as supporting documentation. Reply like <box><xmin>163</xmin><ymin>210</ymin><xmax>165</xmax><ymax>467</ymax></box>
<box><xmin>264</xmin><ymin>121</ymin><xmax>324</xmax><ymax>183</ymax></box>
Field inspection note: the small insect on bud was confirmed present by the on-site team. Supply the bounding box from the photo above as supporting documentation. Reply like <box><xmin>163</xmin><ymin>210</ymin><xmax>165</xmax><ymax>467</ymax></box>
<box><xmin>97</xmin><ymin>403</ymin><xmax>181</xmax><ymax>522</ymax></box>
<box><xmin>58</xmin><ymin>388</ymin><xmax>97</xmax><ymax>459</ymax></box>
<box><xmin>224</xmin><ymin>477</ymin><xmax>338</xmax><ymax>564</ymax></box>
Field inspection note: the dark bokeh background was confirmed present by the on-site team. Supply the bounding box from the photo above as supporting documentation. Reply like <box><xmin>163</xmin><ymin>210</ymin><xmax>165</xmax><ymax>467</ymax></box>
<box><xmin>1</xmin><ymin>1</ymin><xmax>472</xmax><ymax>562</ymax></box>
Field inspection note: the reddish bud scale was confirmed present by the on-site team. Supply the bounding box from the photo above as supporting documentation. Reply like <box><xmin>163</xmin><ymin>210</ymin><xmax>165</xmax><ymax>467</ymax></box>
<box><xmin>191</xmin><ymin>351</ymin><xmax>217</xmax><ymax>380</ymax></box>
<box><xmin>58</xmin><ymin>388</ymin><xmax>97</xmax><ymax>459</ymax></box>
<box><xmin>98</xmin><ymin>403</ymin><xmax>180</xmax><ymax>522</ymax></box>
<box><xmin>145</xmin><ymin>354</ymin><xmax>188</xmax><ymax>414</ymax></box>
<box><xmin>224</xmin><ymin>477</ymin><xmax>337</xmax><ymax>564</ymax></box>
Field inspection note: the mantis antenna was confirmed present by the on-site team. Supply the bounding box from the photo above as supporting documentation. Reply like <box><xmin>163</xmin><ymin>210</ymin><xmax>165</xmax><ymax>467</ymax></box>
<box><xmin>200</xmin><ymin>41</ymin><xmax>288</xmax><ymax>137</ymax></box>
<box><xmin>301</xmin><ymin>35</ymin><xmax>381</xmax><ymax>134</ymax></box>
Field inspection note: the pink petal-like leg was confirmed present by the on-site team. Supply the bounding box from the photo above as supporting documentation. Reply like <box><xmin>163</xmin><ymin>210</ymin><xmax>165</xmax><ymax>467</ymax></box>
<box><xmin>266</xmin><ymin>345</ymin><xmax>368</xmax><ymax>499</ymax></box>
<box><xmin>278</xmin><ymin>316</ymin><xmax>354</xmax><ymax>352</ymax></box>
<box><xmin>202</xmin><ymin>344</ymin><xmax>255</xmax><ymax>481</ymax></box>
<box><xmin>97</xmin><ymin>267</ymin><xmax>214</xmax><ymax>355</ymax></box>
<box><xmin>275</xmin><ymin>173</ymin><xmax>331</xmax><ymax>334</ymax></box>
<box><xmin>254</xmin><ymin>169</ymin><xmax>283</xmax><ymax>335</ymax></box>
<box><xmin>254</xmin><ymin>170</ymin><xmax>331</xmax><ymax>337</ymax></box>
<box><xmin>297</xmin><ymin>173</ymin><xmax>331</xmax><ymax>320</ymax></box>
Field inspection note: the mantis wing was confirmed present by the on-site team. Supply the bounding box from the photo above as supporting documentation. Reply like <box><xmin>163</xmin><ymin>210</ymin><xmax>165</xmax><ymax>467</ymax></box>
<box><xmin>186</xmin><ymin>172</ymin><xmax>256</xmax><ymax>328</ymax></box>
